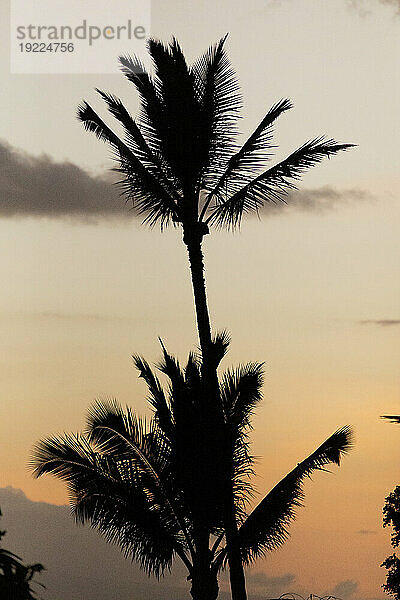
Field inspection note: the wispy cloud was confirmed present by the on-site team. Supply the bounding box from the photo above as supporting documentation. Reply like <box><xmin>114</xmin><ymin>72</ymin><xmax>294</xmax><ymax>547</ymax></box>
<box><xmin>373</xmin><ymin>0</ymin><xmax>400</xmax><ymax>12</ymax></box>
<box><xmin>246</xmin><ymin>571</ymin><xmax>296</xmax><ymax>596</ymax></box>
<box><xmin>359</xmin><ymin>319</ymin><xmax>400</xmax><ymax>327</ymax></box>
<box><xmin>357</xmin><ymin>529</ymin><xmax>378</xmax><ymax>535</ymax></box>
<box><xmin>262</xmin><ymin>186</ymin><xmax>372</xmax><ymax>215</ymax></box>
<box><xmin>347</xmin><ymin>0</ymin><xmax>400</xmax><ymax>16</ymax></box>
<box><xmin>330</xmin><ymin>580</ymin><xmax>358</xmax><ymax>599</ymax></box>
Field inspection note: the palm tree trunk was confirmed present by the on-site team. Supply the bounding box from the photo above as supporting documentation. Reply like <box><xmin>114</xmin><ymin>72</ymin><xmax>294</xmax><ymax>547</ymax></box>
<box><xmin>185</xmin><ymin>236</ymin><xmax>213</xmax><ymax>365</ymax></box>
<box><xmin>185</xmin><ymin>232</ymin><xmax>248</xmax><ymax>600</ymax></box>
<box><xmin>191</xmin><ymin>524</ymin><xmax>218</xmax><ymax>600</ymax></box>
<box><xmin>190</xmin><ymin>562</ymin><xmax>219</xmax><ymax>600</ymax></box>
<box><xmin>224</xmin><ymin>483</ymin><xmax>247</xmax><ymax>600</ymax></box>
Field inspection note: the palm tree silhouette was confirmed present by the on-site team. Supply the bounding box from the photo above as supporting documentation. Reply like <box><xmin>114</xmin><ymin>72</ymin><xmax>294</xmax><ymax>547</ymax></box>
<box><xmin>381</xmin><ymin>415</ymin><xmax>400</xmax><ymax>599</ymax></box>
<box><xmin>32</xmin><ymin>343</ymin><xmax>352</xmax><ymax>600</ymax></box>
<box><xmin>0</xmin><ymin>510</ymin><xmax>45</xmax><ymax>600</ymax></box>
<box><xmin>77</xmin><ymin>36</ymin><xmax>354</xmax><ymax>599</ymax></box>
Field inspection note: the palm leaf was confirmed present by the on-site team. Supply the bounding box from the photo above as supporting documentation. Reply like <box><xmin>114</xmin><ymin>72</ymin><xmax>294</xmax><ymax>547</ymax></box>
<box><xmin>207</xmin><ymin>137</ymin><xmax>355</xmax><ymax>229</ymax></box>
<box><xmin>192</xmin><ymin>35</ymin><xmax>242</xmax><ymax>194</ymax></box>
<box><xmin>214</xmin><ymin>425</ymin><xmax>353</xmax><ymax>567</ymax></box>
<box><xmin>77</xmin><ymin>101</ymin><xmax>180</xmax><ymax>227</ymax></box>
<box><xmin>381</xmin><ymin>415</ymin><xmax>400</xmax><ymax>424</ymax></box>
<box><xmin>132</xmin><ymin>354</ymin><xmax>174</xmax><ymax>440</ymax></box>
<box><xmin>200</xmin><ymin>98</ymin><xmax>293</xmax><ymax>219</ymax></box>
<box><xmin>209</xmin><ymin>329</ymin><xmax>231</xmax><ymax>369</ymax></box>
<box><xmin>96</xmin><ymin>89</ymin><xmax>182</xmax><ymax>204</ymax></box>
<box><xmin>219</xmin><ymin>363</ymin><xmax>264</xmax><ymax>519</ymax></box>
<box><xmin>220</xmin><ymin>363</ymin><xmax>264</xmax><ymax>431</ymax></box>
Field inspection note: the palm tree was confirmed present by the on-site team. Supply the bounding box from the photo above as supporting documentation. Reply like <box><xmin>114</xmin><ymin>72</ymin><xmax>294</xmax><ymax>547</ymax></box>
<box><xmin>77</xmin><ymin>36</ymin><xmax>354</xmax><ymax>599</ymax></box>
<box><xmin>381</xmin><ymin>415</ymin><xmax>400</xmax><ymax>599</ymax></box>
<box><xmin>0</xmin><ymin>510</ymin><xmax>45</xmax><ymax>600</ymax></box>
<box><xmin>31</xmin><ymin>343</ymin><xmax>352</xmax><ymax>600</ymax></box>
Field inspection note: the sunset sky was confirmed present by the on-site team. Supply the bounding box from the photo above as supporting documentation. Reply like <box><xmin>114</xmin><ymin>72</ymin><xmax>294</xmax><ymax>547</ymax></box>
<box><xmin>0</xmin><ymin>1</ymin><xmax>399</xmax><ymax>599</ymax></box>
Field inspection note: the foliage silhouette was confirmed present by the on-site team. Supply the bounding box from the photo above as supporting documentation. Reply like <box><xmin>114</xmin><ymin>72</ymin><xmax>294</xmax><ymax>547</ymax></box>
<box><xmin>32</xmin><ymin>343</ymin><xmax>352</xmax><ymax>600</ymax></box>
<box><xmin>381</xmin><ymin>416</ymin><xmax>400</xmax><ymax>599</ymax></box>
<box><xmin>76</xmin><ymin>35</ymin><xmax>354</xmax><ymax>600</ymax></box>
<box><xmin>0</xmin><ymin>510</ymin><xmax>45</xmax><ymax>600</ymax></box>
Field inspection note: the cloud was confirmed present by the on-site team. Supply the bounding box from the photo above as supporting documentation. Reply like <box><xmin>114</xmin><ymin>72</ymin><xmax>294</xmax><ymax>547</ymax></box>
<box><xmin>246</xmin><ymin>571</ymin><xmax>297</xmax><ymax>596</ymax></box>
<box><xmin>374</xmin><ymin>0</ymin><xmax>400</xmax><ymax>11</ymax></box>
<box><xmin>1</xmin><ymin>487</ymin><xmax>293</xmax><ymax>600</ymax></box>
<box><xmin>359</xmin><ymin>319</ymin><xmax>400</xmax><ymax>327</ymax></box>
<box><xmin>356</xmin><ymin>529</ymin><xmax>378</xmax><ymax>535</ymax></box>
<box><xmin>379</xmin><ymin>0</ymin><xmax>400</xmax><ymax>8</ymax></box>
<box><xmin>0</xmin><ymin>140</ymin><xmax>126</xmax><ymax>222</ymax></box>
<box><xmin>0</xmin><ymin>140</ymin><xmax>370</xmax><ymax>222</ymax></box>
<box><xmin>0</xmin><ymin>486</ymin><xmax>187</xmax><ymax>600</ymax></box>
<box><xmin>19</xmin><ymin>310</ymin><xmax>135</xmax><ymax>323</ymax></box>
<box><xmin>346</xmin><ymin>0</ymin><xmax>400</xmax><ymax>15</ymax></box>
<box><xmin>330</xmin><ymin>579</ymin><xmax>358</xmax><ymax>598</ymax></box>
<box><xmin>259</xmin><ymin>186</ymin><xmax>371</xmax><ymax>216</ymax></box>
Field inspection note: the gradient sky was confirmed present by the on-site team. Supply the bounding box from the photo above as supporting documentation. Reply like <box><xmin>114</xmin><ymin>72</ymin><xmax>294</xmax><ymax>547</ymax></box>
<box><xmin>0</xmin><ymin>1</ymin><xmax>399</xmax><ymax>599</ymax></box>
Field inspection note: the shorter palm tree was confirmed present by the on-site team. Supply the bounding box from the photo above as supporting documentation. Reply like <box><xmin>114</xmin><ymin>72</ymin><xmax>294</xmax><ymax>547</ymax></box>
<box><xmin>0</xmin><ymin>510</ymin><xmax>45</xmax><ymax>600</ymax></box>
<box><xmin>31</xmin><ymin>340</ymin><xmax>352</xmax><ymax>600</ymax></box>
<box><xmin>381</xmin><ymin>415</ymin><xmax>400</xmax><ymax>599</ymax></box>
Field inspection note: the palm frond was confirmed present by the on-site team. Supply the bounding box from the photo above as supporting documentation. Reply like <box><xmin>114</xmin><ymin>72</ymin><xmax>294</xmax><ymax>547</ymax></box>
<box><xmin>201</xmin><ymin>99</ymin><xmax>292</xmax><ymax>218</ymax></box>
<box><xmin>192</xmin><ymin>35</ymin><xmax>242</xmax><ymax>194</ymax></box>
<box><xmin>209</xmin><ymin>329</ymin><xmax>231</xmax><ymax>369</ymax></box>
<box><xmin>96</xmin><ymin>89</ymin><xmax>182</xmax><ymax>205</ymax></box>
<box><xmin>31</xmin><ymin>432</ymin><xmax>106</xmax><ymax>485</ymax></box>
<box><xmin>207</xmin><ymin>137</ymin><xmax>355</xmax><ymax>229</ymax></box>
<box><xmin>218</xmin><ymin>363</ymin><xmax>264</xmax><ymax>520</ymax></box>
<box><xmin>145</xmin><ymin>38</ymin><xmax>203</xmax><ymax>199</ymax></box>
<box><xmin>220</xmin><ymin>363</ymin><xmax>264</xmax><ymax>431</ymax></box>
<box><xmin>381</xmin><ymin>415</ymin><xmax>400</xmax><ymax>424</ymax></box>
<box><xmin>118</xmin><ymin>54</ymin><xmax>168</xmax><ymax>160</ymax></box>
<box><xmin>77</xmin><ymin>101</ymin><xmax>180</xmax><ymax>228</ymax></box>
<box><xmin>184</xmin><ymin>352</ymin><xmax>202</xmax><ymax>389</ymax></box>
<box><xmin>86</xmin><ymin>400</ymin><xmax>171</xmax><ymax>478</ymax></box>
<box><xmin>132</xmin><ymin>354</ymin><xmax>174</xmax><ymax>440</ymax></box>
<box><xmin>217</xmin><ymin>425</ymin><xmax>354</xmax><ymax>566</ymax></box>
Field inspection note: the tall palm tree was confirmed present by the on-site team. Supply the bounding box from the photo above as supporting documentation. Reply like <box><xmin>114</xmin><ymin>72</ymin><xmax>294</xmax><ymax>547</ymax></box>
<box><xmin>31</xmin><ymin>343</ymin><xmax>352</xmax><ymax>600</ymax></box>
<box><xmin>77</xmin><ymin>36</ymin><xmax>354</xmax><ymax>599</ymax></box>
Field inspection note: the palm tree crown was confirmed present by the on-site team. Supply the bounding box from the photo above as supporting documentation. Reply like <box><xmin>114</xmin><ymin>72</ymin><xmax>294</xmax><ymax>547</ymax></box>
<box><xmin>77</xmin><ymin>36</ymin><xmax>353</xmax><ymax>234</ymax></box>
<box><xmin>31</xmin><ymin>341</ymin><xmax>352</xmax><ymax>599</ymax></box>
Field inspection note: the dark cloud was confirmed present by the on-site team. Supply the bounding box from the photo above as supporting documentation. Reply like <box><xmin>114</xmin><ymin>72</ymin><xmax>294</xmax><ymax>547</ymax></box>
<box><xmin>0</xmin><ymin>141</ymin><xmax>370</xmax><ymax>222</ymax></box>
<box><xmin>246</xmin><ymin>571</ymin><xmax>296</xmax><ymax>596</ymax></box>
<box><xmin>0</xmin><ymin>486</ymin><xmax>187</xmax><ymax>600</ymax></box>
<box><xmin>356</xmin><ymin>529</ymin><xmax>377</xmax><ymax>535</ymax></box>
<box><xmin>0</xmin><ymin>487</ymin><xmax>280</xmax><ymax>600</ymax></box>
<box><xmin>359</xmin><ymin>320</ymin><xmax>400</xmax><ymax>327</ymax></box>
<box><xmin>0</xmin><ymin>140</ymin><xmax>126</xmax><ymax>222</ymax></box>
<box><xmin>330</xmin><ymin>579</ymin><xmax>358</xmax><ymax>598</ymax></box>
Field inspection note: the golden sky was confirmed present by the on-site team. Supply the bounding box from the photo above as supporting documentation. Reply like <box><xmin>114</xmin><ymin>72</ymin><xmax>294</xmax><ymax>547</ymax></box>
<box><xmin>0</xmin><ymin>1</ymin><xmax>399</xmax><ymax>599</ymax></box>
